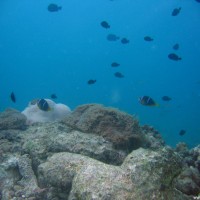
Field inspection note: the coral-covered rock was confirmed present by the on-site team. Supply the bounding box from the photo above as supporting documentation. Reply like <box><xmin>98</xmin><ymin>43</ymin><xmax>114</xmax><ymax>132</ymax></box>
<box><xmin>0</xmin><ymin>104</ymin><xmax>198</xmax><ymax>200</ymax></box>
<box><xmin>21</xmin><ymin>122</ymin><xmax>126</xmax><ymax>166</ymax></box>
<box><xmin>0</xmin><ymin>109</ymin><xmax>26</xmax><ymax>130</ymax></box>
<box><xmin>0</xmin><ymin>154</ymin><xmax>45</xmax><ymax>199</ymax></box>
<box><xmin>37</xmin><ymin>148</ymin><xmax>191</xmax><ymax>200</ymax></box>
<box><xmin>175</xmin><ymin>167</ymin><xmax>200</xmax><ymax>196</ymax></box>
<box><xmin>122</xmin><ymin>147</ymin><xmax>187</xmax><ymax>200</ymax></box>
<box><xmin>62</xmin><ymin>104</ymin><xmax>146</xmax><ymax>151</ymax></box>
<box><xmin>140</xmin><ymin>125</ymin><xmax>165</xmax><ymax>149</ymax></box>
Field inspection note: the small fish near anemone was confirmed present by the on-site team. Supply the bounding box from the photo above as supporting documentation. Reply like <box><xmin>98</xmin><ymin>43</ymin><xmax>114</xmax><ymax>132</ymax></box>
<box><xmin>10</xmin><ymin>92</ymin><xmax>16</xmax><ymax>103</ymax></box>
<box><xmin>87</xmin><ymin>79</ymin><xmax>96</xmax><ymax>85</ymax></box>
<box><xmin>173</xmin><ymin>43</ymin><xmax>180</xmax><ymax>50</ymax></box>
<box><xmin>162</xmin><ymin>96</ymin><xmax>172</xmax><ymax>101</ymax></box>
<box><xmin>37</xmin><ymin>99</ymin><xmax>51</xmax><ymax>111</ymax></box>
<box><xmin>47</xmin><ymin>4</ymin><xmax>62</xmax><ymax>12</ymax></box>
<box><xmin>121</xmin><ymin>38</ymin><xmax>130</xmax><ymax>44</ymax></box>
<box><xmin>111</xmin><ymin>62</ymin><xmax>120</xmax><ymax>67</ymax></box>
<box><xmin>100</xmin><ymin>21</ymin><xmax>110</xmax><ymax>29</ymax></box>
<box><xmin>171</xmin><ymin>7</ymin><xmax>181</xmax><ymax>16</ymax></box>
<box><xmin>114</xmin><ymin>72</ymin><xmax>124</xmax><ymax>78</ymax></box>
<box><xmin>168</xmin><ymin>53</ymin><xmax>182</xmax><ymax>61</ymax></box>
<box><xmin>107</xmin><ymin>34</ymin><xmax>120</xmax><ymax>41</ymax></box>
<box><xmin>139</xmin><ymin>96</ymin><xmax>159</xmax><ymax>107</ymax></box>
<box><xmin>144</xmin><ymin>36</ymin><xmax>154</xmax><ymax>41</ymax></box>
<box><xmin>51</xmin><ymin>94</ymin><xmax>57</xmax><ymax>99</ymax></box>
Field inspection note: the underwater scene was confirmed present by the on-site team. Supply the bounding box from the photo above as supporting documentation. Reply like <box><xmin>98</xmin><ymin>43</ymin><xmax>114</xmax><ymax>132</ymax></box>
<box><xmin>1</xmin><ymin>0</ymin><xmax>200</xmax><ymax>199</ymax></box>
<box><xmin>1</xmin><ymin>0</ymin><xmax>200</xmax><ymax>147</ymax></box>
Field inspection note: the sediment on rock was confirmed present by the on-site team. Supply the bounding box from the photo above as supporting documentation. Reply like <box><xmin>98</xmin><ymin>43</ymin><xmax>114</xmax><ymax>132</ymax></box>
<box><xmin>62</xmin><ymin>104</ymin><xmax>148</xmax><ymax>151</ymax></box>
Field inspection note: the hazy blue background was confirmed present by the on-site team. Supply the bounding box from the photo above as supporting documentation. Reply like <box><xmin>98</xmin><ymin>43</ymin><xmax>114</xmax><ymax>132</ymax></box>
<box><xmin>0</xmin><ymin>0</ymin><xmax>199</xmax><ymax>147</ymax></box>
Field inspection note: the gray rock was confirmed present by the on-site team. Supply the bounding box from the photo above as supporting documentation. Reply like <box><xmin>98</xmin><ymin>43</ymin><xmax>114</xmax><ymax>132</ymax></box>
<box><xmin>0</xmin><ymin>109</ymin><xmax>27</xmax><ymax>130</ymax></box>
<box><xmin>22</xmin><ymin>122</ymin><xmax>126</xmax><ymax>166</ymax></box>
<box><xmin>62</xmin><ymin>104</ymin><xmax>147</xmax><ymax>150</ymax></box>
<box><xmin>38</xmin><ymin>148</ymin><xmax>192</xmax><ymax>200</ymax></box>
<box><xmin>0</xmin><ymin>104</ymin><xmax>198</xmax><ymax>200</ymax></box>
<box><xmin>38</xmin><ymin>152</ymin><xmax>134</xmax><ymax>200</ymax></box>
<box><xmin>175</xmin><ymin>167</ymin><xmax>200</xmax><ymax>195</ymax></box>
<box><xmin>16</xmin><ymin>154</ymin><xmax>40</xmax><ymax>196</ymax></box>
<box><xmin>0</xmin><ymin>155</ymin><xmax>45</xmax><ymax>199</ymax></box>
<box><xmin>122</xmin><ymin>147</ymin><xmax>187</xmax><ymax>200</ymax></box>
<box><xmin>141</xmin><ymin>125</ymin><xmax>165</xmax><ymax>149</ymax></box>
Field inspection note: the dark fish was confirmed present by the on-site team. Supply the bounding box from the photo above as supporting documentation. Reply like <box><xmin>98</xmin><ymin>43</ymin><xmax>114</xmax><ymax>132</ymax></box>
<box><xmin>168</xmin><ymin>53</ymin><xmax>182</xmax><ymax>61</ymax></box>
<box><xmin>162</xmin><ymin>96</ymin><xmax>172</xmax><ymax>101</ymax></box>
<box><xmin>114</xmin><ymin>72</ymin><xmax>124</xmax><ymax>78</ymax></box>
<box><xmin>144</xmin><ymin>36</ymin><xmax>154</xmax><ymax>41</ymax></box>
<box><xmin>179</xmin><ymin>129</ymin><xmax>186</xmax><ymax>136</ymax></box>
<box><xmin>172</xmin><ymin>7</ymin><xmax>181</xmax><ymax>16</ymax></box>
<box><xmin>173</xmin><ymin>43</ymin><xmax>179</xmax><ymax>50</ymax></box>
<box><xmin>37</xmin><ymin>99</ymin><xmax>51</xmax><ymax>111</ymax></box>
<box><xmin>101</xmin><ymin>21</ymin><xmax>110</xmax><ymax>29</ymax></box>
<box><xmin>139</xmin><ymin>96</ymin><xmax>159</xmax><ymax>106</ymax></box>
<box><xmin>47</xmin><ymin>4</ymin><xmax>62</xmax><ymax>12</ymax></box>
<box><xmin>10</xmin><ymin>92</ymin><xmax>16</xmax><ymax>103</ymax></box>
<box><xmin>51</xmin><ymin>94</ymin><xmax>57</xmax><ymax>99</ymax></box>
<box><xmin>111</xmin><ymin>62</ymin><xmax>120</xmax><ymax>67</ymax></box>
<box><xmin>121</xmin><ymin>38</ymin><xmax>129</xmax><ymax>44</ymax></box>
<box><xmin>107</xmin><ymin>34</ymin><xmax>120</xmax><ymax>41</ymax></box>
<box><xmin>87</xmin><ymin>79</ymin><xmax>96</xmax><ymax>85</ymax></box>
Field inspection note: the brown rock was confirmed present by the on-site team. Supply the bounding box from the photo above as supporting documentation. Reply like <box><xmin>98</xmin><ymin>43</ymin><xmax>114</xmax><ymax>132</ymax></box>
<box><xmin>62</xmin><ymin>104</ymin><xmax>146</xmax><ymax>151</ymax></box>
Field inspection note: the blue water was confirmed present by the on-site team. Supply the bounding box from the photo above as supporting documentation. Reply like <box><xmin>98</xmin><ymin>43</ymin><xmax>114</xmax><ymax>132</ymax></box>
<box><xmin>0</xmin><ymin>0</ymin><xmax>200</xmax><ymax>147</ymax></box>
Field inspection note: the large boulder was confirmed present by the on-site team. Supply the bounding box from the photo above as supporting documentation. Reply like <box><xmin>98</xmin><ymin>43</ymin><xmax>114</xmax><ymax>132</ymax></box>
<box><xmin>62</xmin><ymin>104</ymin><xmax>147</xmax><ymax>150</ymax></box>
<box><xmin>37</xmin><ymin>148</ymin><xmax>192</xmax><ymax>200</ymax></box>
<box><xmin>0</xmin><ymin>109</ymin><xmax>26</xmax><ymax>130</ymax></box>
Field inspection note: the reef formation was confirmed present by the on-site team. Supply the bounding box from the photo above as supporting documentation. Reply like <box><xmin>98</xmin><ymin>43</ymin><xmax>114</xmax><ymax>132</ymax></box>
<box><xmin>0</xmin><ymin>104</ymin><xmax>199</xmax><ymax>200</ymax></box>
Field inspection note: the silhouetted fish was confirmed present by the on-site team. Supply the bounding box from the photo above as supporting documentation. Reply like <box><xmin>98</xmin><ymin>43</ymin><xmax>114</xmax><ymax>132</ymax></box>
<box><xmin>107</xmin><ymin>34</ymin><xmax>120</xmax><ymax>41</ymax></box>
<box><xmin>168</xmin><ymin>53</ymin><xmax>182</xmax><ymax>61</ymax></box>
<box><xmin>101</xmin><ymin>21</ymin><xmax>110</xmax><ymax>29</ymax></box>
<box><xmin>87</xmin><ymin>79</ymin><xmax>96</xmax><ymax>85</ymax></box>
<box><xmin>47</xmin><ymin>4</ymin><xmax>62</xmax><ymax>12</ymax></box>
<box><xmin>162</xmin><ymin>96</ymin><xmax>172</xmax><ymax>101</ymax></box>
<box><xmin>121</xmin><ymin>38</ymin><xmax>129</xmax><ymax>44</ymax></box>
<box><xmin>10</xmin><ymin>92</ymin><xmax>16</xmax><ymax>103</ymax></box>
<box><xmin>173</xmin><ymin>43</ymin><xmax>179</xmax><ymax>50</ymax></box>
<box><xmin>179</xmin><ymin>129</ymin><xmax>186</xmax><ymax>136</ymax></box>
<box><xmin>144</xmin><ymin>36</ymin><xmax>154</xmax><ymax>41</ymax></box>
<box><xmin>37</xmin><ymin>99</ymin><xmax>51</xmax><ymax>111</ymax></box>
<box><xmin>139</xmin><ymin>96</ymin><xmax>159</xmax><ymax>106</ymax></box>
<box><xmin>111</xmin><ymin>62</ymin><xmax>120</xmax><ymax>67</ymax></box>
<box><xmin>51</xmin><ymin>94</ymin><xmax>57</xmax><ymax>99</ymax></box>
<box><xmin>172</xmin><ymin>7</ymin><xmax>181</xmax><ymax>16</ymax></box>
<box><xmin>114</xmin><ymin>72</ymin><xmax>124</xmax><ymax>78</ymax></box>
